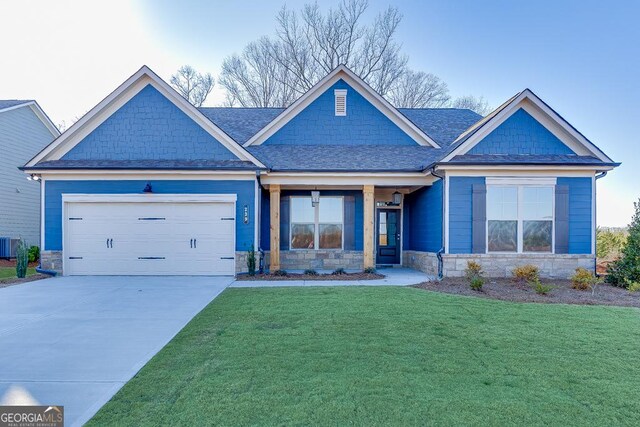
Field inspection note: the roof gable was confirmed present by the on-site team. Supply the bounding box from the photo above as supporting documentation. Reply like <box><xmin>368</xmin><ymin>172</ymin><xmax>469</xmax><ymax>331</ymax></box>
<box><xmin>62</xmin><ymin>84</ymin><xmax>239</xmax><ymax>161</ymax></box>
<box><xmin>263</xmin><ymin>79</ymin><xmax>418</xmax><ymax>146</ymax></box>
<box><xmin>25</xmin><ymin>66</ymin><xmax>264</xmax><ymax>168</ymax></box>
<box><xmin>244</xmin><ymin>65</ymin><xmax>440</xmax><ymax>148</ymax></box>
<box><xmin>467</xmin><ymin>108</ymin><xmax>576</xmax><ymax>155</ymax></box>
<box><xmin>442</xmin><ymin>89</ymin><xmax>614</xmax><ymax>163</ymax></box>
<box><xmin>0</xmin><ymin>100</ymin><xmax>60</xmax><ymax>138</ymax></box>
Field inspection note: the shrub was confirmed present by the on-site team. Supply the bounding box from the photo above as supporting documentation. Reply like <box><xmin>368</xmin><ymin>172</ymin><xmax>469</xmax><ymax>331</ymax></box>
<box><xmin>246</xmin><ymin>244</ymin><xmax>256</xmax><ymax>276</ymax></box>
<box><xmin>332</xmin><ymin>267</ymin><xmax>347</xmax><ymax>275</ymax></box>
<box><xmin>530</xmin><ymin>278</ymin><xmax>553</xmax><ymax>295</ymax></box>
<box><xmin>363</xmin><ymin>267</ymin><xmax>377</xmax><ymax>274</ymax></box>
<box><xmin>272</xmin><ymin>269</ymin><xmax>288</xmax><ymax>277</ymax></box>
<box><xmin>304</xmin><ymin>269</ymin><xmax>318</xmax><ymax>276</ymax></box>
<box><xmin>464</xmin><ymin>261</ymin><xmax>483</xmax><ymax>281</ymax></box>
<box><xmin>28</xmin><ymin>245</ymin><xmax>40</xmax><ymax>263</ymax></box>
<box><xmin>606</xmin><ymin>199</ymin><xmax>640</xmax><ymax>288</ymax></box>
<box><xmin>571</xmin><ymin>268</ymin><xmax>601</xmax><ymax>293</ymax></box>
<box><xmin>15</xmin><ymin>239</ymin><xmax>29</xmax><ymax>278</ymax></box>
<box><xmin>627</xmin><ymin>281</ymin><xmax>640</xmax><ymax>293</ymax></box>
<box><xmin>513</xmin><ymin>265</ymin><xmax>539</xmax><ymax>282</ymax></box>
<box><xmin>470</xmin><ymin>276</ymin><xmax>484</xmax><ymax>291</ymax></box>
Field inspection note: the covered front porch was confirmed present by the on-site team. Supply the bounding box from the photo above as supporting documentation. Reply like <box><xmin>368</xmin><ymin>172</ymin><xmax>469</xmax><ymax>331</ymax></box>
<box><xmin>259</xmin><ymin>172</ymin><xmax>441</xmax><ymax>273</ymax></box>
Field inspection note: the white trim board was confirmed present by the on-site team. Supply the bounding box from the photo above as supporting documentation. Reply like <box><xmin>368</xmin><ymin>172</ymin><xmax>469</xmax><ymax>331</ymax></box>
<box><xmin>61</xmin><ymin>193</ymin><xmax>237</xmax><ymax>204</ymax></box>
<box><xmin>442</xmin><ymin>89</ymin><xmax>614</xmax><ymax>163</ymax></box>
<box><xmin>25</xmin><ymin>66</ymin><xmax>265</xmax><ymax>168</ymax></box>
<box><xmin>243</xmin><ymin>65</ymin><xmax>440</xmax><ymax>148</ymax></box>
<box><xmin>32</xmin><ymin>170</ymin><xmax>258</xmax><ymax>181</ymax></box>
<box><xmin>0</xmin><ymin>101</ymin><xmax>60</xmax><ymax>138</ymax></box>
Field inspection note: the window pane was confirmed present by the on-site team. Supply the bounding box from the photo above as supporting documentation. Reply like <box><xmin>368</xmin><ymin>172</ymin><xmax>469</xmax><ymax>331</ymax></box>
<box><xmin>291</xmin><ymin>197</ymin><xmax>314</xmax><ymax>222</ymax></box>
<box><xmin>488</xmin><ymin>220</ymin><xmax>517</xmax><ymax>252</ymax></box>
<box><xmin>487</xmin><ymin>186</ymin><xmax>517</xmax><ymax>220</ymax></box>
<box><xmin>319</xmin><ymin>197</ymin><xmax>343</xmax><ymax>222</ymax></box>
<box><xmin>523</xmin><ymin>220</ymin><xmax>552</xmax><ymax>252</ymax></box>
<box><xmin>319</xmin><ymin>224</ymin><xmax>342</xmax><ymax>249</ymax></box>
<box><xmin>291</xmin><ymin>224</ymin><xmax>315</xmax><ymax>249</ymax></box>
<box><xmin>523</xmin><ymin>187</ymin><xmax>553</xmax><ymax>220</ymax></box>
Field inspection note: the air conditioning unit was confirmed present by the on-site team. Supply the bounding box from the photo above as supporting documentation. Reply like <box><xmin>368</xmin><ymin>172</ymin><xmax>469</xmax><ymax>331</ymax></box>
<box><xmin>0</xmin><ymin>237</ymin><xmax>20</xmax><ymax>259</ymax></box>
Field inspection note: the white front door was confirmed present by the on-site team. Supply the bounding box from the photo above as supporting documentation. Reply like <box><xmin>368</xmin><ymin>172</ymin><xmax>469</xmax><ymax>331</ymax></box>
<box><xmin>64</xmin><ymin>200</ymin><xmax>235</xmax><ymax>275</ymax></box>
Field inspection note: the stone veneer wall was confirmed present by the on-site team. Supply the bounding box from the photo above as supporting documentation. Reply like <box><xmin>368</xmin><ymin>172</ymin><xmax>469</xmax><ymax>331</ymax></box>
<box><xmin>275</xmin><ymin>250</ymin><xmax>364</xmax><ymax>271</ymax></box>
<box><xmin>41</xmin><ymin>251</ymin><xmax>62</xmax><ymax>273</ymax></box>
<box><xmin>442</xmin><ymin>253</ymin><xmax>594</xmax><ymax>278</ymax></box>
<box><xmin>402</xmin><ymin>250</ymin><xmax>438</xmax><ymax>276</ymax></box>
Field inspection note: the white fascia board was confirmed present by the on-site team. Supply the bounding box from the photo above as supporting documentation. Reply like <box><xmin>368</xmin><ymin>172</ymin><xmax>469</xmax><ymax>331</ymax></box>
<box><xmin>0</xmin><ymin>101</ymin><xmax>60</xmax><ymax>138</ymax></box>
<box><xmin>35</xmin><ymin>170</ymin><xmax>257</xmax><ymax>181</ymax></box>
<box><xmin>441</xmin><ymin>166</ymin><xmax>602</xmax><ymax>177</ymax></box>
<box><xmin>260</xmin><ymin>171</ymin><xmax>436</xmax><ymax>186</ymax></box>
<box><xmin>62</xmin><ymin>193</ymin><xmax>237</xmax><ymax>204</ymax></box>
<box><xmin>25</xmin><ymin>66</ymin><xmax>265</xmax><ymax>168</ymax></box>
<box><xmin>442</xmin><ymin>89</ymin><xmax>613</xmax><ymax>163</ymax></box>
<box><xmin>244</xmin><ymin>65</ymin><xmax>440</xmax><ymax>148</ymax></box>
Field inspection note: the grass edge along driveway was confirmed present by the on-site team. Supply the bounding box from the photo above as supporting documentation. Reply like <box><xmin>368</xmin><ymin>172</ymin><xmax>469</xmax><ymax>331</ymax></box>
<box><xmin>88</xmin><ymin>286</ymin><xmax>640</xmax><ymax>426</ymax></box>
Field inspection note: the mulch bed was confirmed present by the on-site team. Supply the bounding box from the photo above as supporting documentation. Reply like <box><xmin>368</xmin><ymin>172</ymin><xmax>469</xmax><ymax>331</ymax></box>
<box><xmin>413</xmin><ymin>277</ymin><xmax>640</xmax><ymax>308</ymax></box>
<box><xmin>239</xmin><ymin>272</ymin><xmax>385</xmax><ymax>281</ymax></box>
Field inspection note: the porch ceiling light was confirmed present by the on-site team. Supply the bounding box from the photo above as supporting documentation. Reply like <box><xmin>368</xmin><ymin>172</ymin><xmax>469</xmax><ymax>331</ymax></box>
<box><xmin>392</xmin><ymin>190</ymin><xmax>402</xmax><ymax>205</ymax></box>
<box><xmin>311</xmin><ymin>190</ymin><xmax>320</xmax><ymax>207</ymax></box>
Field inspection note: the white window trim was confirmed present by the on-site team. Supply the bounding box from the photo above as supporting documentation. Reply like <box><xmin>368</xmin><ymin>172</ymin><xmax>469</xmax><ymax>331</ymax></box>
<box><xmin>290</xmin><ymin>196</ymin><xmax>345</xmax><ymax>250</ymax></box>
<box><xmin>486</xmin><ymin>184</ymin><xmax>555</xmax><ymax>254</ymax></box>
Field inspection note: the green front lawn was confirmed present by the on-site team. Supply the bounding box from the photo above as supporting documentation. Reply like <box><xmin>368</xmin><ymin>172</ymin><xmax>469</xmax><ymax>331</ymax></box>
<box><xmin>0</xmin><ymin>266</ymin><xmax>36</xmax><ymax>280</ymax></box>
<box><xmin>89</xmin><ymin>287</ymin><xmax>640</xmax><ymax>426</ymax></box>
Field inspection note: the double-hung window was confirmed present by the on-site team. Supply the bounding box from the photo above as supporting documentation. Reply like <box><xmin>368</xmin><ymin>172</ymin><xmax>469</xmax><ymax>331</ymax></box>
<box><xmin>290</xmin><ymin>197</ymin><xmax>343</xmax><ymax>249</ymax></box>
<box><xmin>487</xmin><ymin>184</ymin><xmax>554</xmax><ymax>253</ymax></box>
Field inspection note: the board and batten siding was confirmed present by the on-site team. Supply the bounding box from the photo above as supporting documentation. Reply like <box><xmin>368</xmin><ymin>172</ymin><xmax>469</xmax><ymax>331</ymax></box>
<box><xmin>447</xmin><ymin>176</ymin><xmax>593</xmax><ymax>255</ymax></box>
<box><xmin>0</xmin><ymin>106</ymin><xmax>56</xmax><ymax>246</ymax></box>
<box><xmin>403</xmin><ymin>180</ymin><xmax>443</xmax><ymax>252</ymax></box>
<box><xmin>44</xmin><ymin>180</ymin><xmax>256</xmax><ymax>252</ymax></box>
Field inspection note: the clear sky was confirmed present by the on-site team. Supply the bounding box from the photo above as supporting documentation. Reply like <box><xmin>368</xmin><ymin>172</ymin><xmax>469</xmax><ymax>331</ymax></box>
<box><xmin>1</xmin><ymin>0</ymin><xmax>637</xmax><ymax>226</ymax></box>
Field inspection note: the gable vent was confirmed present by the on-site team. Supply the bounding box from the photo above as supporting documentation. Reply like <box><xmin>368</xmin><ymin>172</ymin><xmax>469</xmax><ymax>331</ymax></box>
<box><xmin>334</xmin><ymin>89</ymin><xmax>347</xmax><ymax>116</ymax></box>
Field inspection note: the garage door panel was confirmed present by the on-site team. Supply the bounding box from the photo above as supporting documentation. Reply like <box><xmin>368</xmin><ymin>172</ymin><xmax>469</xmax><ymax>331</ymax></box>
<box><xmin>65</xmin><ymin>200</ymin><xmax>237</xmax><ymax>276</ymax></box>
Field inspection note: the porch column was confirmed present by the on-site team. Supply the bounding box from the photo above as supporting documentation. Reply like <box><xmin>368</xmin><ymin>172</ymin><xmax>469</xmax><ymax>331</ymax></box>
<box><xmin>363</xmin><ymin>184</ymin><xmax>375</xmax><ymax>269</ymax></box>
<box><xmin>269</xmin><ymin>184</ymin><xmax>281</xmax><ymax>271</ymax></box>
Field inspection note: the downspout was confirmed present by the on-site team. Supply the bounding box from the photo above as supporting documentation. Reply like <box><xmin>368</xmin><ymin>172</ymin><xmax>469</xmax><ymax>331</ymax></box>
<box><xmin>430</xmin><ymin>165</ymin><xmax>446</xmax><ymax>280</ymax></box>
<box><xmin>256</xmin><ymin>170</ymin><xmax>266</xmax><ymax>273</ymax></box>
<box><xmin>594</xmin><ymin>171</ymin><xmax>608</xmax><ymax>276</ymax></box>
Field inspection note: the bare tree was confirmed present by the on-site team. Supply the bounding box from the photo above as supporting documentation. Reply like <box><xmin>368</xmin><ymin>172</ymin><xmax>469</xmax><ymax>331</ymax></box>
<box><xmin>451</xmin><ymin>95</ymin><xmax>492</xmax><ymax>116</ymax></box>
<box><xmin>170</xmin><ymin>65</ymin><xmax>215</xmax><ymax>107</ymax></box>
<box><xmin>219</xmin><ymin>0</ymin><xmax>409</xmax><ymax>107</ymax></box>
<box><xmin>388</xmin><ymin>70</ymin><xmax>450</xmax><ymax>108</ymax></box>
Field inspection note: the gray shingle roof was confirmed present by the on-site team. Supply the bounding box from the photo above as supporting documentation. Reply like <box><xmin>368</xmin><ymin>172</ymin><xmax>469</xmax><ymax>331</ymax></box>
<box><xmin>0</xmin><ymin>100</ymin><xmax>32</xmax><ymax>110</ymax></box>
<box><xmin>247</xmin><ymin>145</ymin><xmax>443</xmax><ymax>172</ymax></box>
<box><xmin>27</xmin><ymin>159</ymin><xmax>259</xmax><ymax>170</ymax></box>
<box><xmin>447</xmin><ymin>154</ymin><xmax>620</xmax><ymax>167</ymax></box>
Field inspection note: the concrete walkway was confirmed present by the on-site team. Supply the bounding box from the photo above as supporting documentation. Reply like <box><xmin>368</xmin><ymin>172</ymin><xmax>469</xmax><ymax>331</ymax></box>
<box><xmin>0</xmin><ymin>276</ymin><xmax>231</xmax><ymax>426</ymax></box>
<box><xmin>231</xmin><ymin>267</ymin><xmax>434</xmax><ymax>287</ymax></box>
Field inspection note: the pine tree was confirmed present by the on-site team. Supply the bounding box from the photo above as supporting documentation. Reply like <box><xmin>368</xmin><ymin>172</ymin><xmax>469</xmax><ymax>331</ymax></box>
<box><xmin>606</xmin><ymin>198</ymin><xmax>640</xmax><ymax>287</ymax></box>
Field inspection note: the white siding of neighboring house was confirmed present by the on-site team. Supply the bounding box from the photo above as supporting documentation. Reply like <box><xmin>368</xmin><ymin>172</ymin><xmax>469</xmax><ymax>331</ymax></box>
<box><xmin>0</xmin><ymin>106</ymin><xmax>56</xmax><ymax>247</ymax></box>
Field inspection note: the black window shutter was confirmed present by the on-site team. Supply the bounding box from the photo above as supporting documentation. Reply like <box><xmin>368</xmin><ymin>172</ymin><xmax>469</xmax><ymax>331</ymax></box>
<box><xmin>555</xmin><ymin>185</ymin><xmax>569</xmax><ymax>254</ymax></box>
<box><xmin>472</xmin><ymin>184</ymin><xmax>487</xmax><ymax>254</ymax></box>
<box><xmin>280</xmin><ymin>196</ymin><xmax>290</xmax><ymax>251</ymax></box>
<box><xmin>343</xmin><ymin>195</ymin><xmax>355</xmax><ymax>250</ymax></box>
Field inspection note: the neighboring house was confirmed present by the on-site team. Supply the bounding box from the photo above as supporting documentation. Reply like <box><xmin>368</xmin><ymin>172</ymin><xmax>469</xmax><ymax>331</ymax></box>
<box><xmin>0</xmin><ymin>100</ymin><xmax>59</xmax><ymax>252</ymax></box>
<box><xmin>22</xmin><ymin>65</ymin><xmax>618</xmax><ymax>277</ymax></box>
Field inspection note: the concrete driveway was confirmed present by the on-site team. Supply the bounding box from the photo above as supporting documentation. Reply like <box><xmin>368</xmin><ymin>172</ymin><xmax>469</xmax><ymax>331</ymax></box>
<box><xmin>0</xmin><ymin>275</ymin><xmax>231</xmax><ymax>426</ymax></box>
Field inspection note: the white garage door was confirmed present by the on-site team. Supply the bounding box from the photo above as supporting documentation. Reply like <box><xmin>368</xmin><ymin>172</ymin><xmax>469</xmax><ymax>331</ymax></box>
<box><xmin>64</xmin><ymin>199</ymin><xmax>235</xmax><ymax>276</ymax></box>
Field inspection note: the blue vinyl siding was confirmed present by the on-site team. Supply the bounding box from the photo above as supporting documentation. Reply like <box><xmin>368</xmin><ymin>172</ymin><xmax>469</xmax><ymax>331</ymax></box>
<box><xmin>263</xmin><ymin>79</ymin><xmax>417</xmax><ymax>146</ymax></box>
<box><xmin>468</xmin><ymin>109</ymin><xmax>575</xmax><ymax>155</ymax></box>
<box><xmin>44</xmin><ymin>180</ymin><xmax>255</xmax><ymax>251</ymax></box>
<box><xmin>448</xmin><ymin>177</ymin><xmax>485</xmax><ymax>254</ymax></box>
<box><xmin>404</xmin><ymin>180</ymin><xmax>443</xmax><ymax>252</ymax></box>
<box><xmin>63</xmin><ymin>85</ymin><xmax>238</xmax><ymax>161</ymax></box>
<box><xmin>558</xmin><ymin>177</ymin><xmax>593</xmax><ymax>254</ymax></box>
<box><xmin>260</xmin><ymin>189</ymin><xmax>363</xmax><ymax>251</ymax></box>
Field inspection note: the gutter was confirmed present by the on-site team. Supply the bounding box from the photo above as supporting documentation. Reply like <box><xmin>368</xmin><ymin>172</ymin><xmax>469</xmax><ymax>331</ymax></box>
<box><xmin>430</xmin><ymin>166</ymin><xmax>446</xmax><ymax>280</ymax></box>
